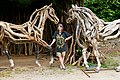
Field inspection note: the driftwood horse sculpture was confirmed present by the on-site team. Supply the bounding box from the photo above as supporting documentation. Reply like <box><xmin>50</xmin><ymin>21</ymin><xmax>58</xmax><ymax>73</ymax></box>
<box><xmin>66</xmin><ymin>5</ymin><xmax>120</xmax><ymax>72</ymax></box>
<box><xmin>0</xmin><ymin>4</ymin><xmax>59</xmax><ymax>68</ymax></box>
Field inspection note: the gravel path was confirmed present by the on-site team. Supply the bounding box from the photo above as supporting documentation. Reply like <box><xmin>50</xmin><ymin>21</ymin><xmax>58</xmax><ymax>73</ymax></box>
<box><xmin>0</xmin><ymin>66</ymin><xmax>120</xmax><ymax>80</ymax></box>
<box><xmin>0</xmin><ymin>56</ymin><xmax>120</xmax><ymax>80</ymax></box>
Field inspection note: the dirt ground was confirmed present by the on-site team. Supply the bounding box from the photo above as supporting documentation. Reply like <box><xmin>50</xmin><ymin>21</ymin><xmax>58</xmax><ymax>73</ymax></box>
<box><xmin>0</xmin><ymin>55</ymin><xmax>120</xmax><ymax>80</ymax></box>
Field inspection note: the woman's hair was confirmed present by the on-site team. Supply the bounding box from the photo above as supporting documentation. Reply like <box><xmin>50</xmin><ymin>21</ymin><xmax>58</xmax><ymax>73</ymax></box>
<box><xmin>58</xmin><ymin>23</ymin><xmax>63</xmax><ymax>28</ymax></box>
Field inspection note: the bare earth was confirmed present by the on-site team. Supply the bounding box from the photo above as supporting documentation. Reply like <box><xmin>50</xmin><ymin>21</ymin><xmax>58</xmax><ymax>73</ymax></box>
<box><xmin>0</xmin><ymin>56</ymin><xmax>120</xmax><ymax>80</ymax></box>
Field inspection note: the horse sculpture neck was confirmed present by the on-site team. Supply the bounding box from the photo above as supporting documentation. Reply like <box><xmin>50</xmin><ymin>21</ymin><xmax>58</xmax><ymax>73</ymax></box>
<box><xmin>27</xmin><ymin>7</ymin><xmax>49</xmax><ymax>40</ymax></box>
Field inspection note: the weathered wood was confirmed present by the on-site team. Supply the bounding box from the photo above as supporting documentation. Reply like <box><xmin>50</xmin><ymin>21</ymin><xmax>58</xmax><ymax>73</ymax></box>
<box><xmin>66</xmin><ymin>4</ymin><xmax>120</xmax><ymax>72</ymax></box>
<box><xmin>0</xmin><ymin>4</ymin><xmax>59</xmax><ymax>56</ymax></box>
<box><xmin>65</xmin><ymin>36</ymin><xmax>74</xmax><ymax>63</ymax></box>
<box><xmin>70</xmin><ymin>42</ymin><xmax>76</xmax><ymax>64</ymax></box>
<box><xmin>24</xmin><ymin>43</ymin><xmax>27</xmax><ymax>55</ymax></box>
<box><xmin>28</xmin><ymin>43</ymin><xmax>33</xmax><ymax>55</ymax></box>
<box><xmin>0</xmin><ymin>44</ymin><xmax>3</xmax><ymax>56</ymax></box>
<box><xmin>0</xmin><ymin>4</ymin><xmax>59</xmax><ymax>70</ymax></box>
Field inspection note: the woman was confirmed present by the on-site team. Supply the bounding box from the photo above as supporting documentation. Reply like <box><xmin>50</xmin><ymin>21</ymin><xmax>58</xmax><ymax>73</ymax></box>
<box><xmin>50</xmin><ymin>23</ymin><xmax>72</xmax><ymax>70</ymax></box>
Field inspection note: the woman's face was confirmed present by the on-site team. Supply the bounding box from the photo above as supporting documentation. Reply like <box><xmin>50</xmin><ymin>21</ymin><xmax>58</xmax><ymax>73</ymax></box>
<box><xmin>58</xmin><ymin>25</ymin><xmax>63</xmax><ymax>32</ymax></box>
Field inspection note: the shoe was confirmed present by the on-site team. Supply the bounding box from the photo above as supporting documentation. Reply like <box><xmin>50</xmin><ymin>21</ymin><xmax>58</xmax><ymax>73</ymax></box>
<box><xmin>62</xmin><ymin>67</ymin><xmax>66</xmax><ymax>70</ymax></box>
<box><xmin>59</xmin><ymin>65</ymin><xmax>63</xmax><ymax>70</ymax></box>
<box><xmin>62</xmin><ymin>66</ymin><xmax>66</xmax><ymax>70</ymax></box>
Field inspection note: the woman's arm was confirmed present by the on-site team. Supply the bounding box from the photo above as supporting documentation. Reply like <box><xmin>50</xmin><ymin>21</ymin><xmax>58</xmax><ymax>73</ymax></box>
<box><xmin>65</xmin><ymin>36</ymin><xmax>72</xmax><ymax>42</ymax></box>
<box><xmin>50</xmin><ymin>39</ymin><xmax>56</xmax><ymax>46</ymax></box>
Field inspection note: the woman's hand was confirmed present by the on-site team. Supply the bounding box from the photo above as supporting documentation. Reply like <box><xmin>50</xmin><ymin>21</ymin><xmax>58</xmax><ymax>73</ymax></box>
<box><xmin>65</xmin><ymin>39</ymin><xmax>67</xmax><ymax>42</ymax></box>
<box><xmin>50</xmin><ymin>39</ymin><xmax>56</xmax><ymax>46</ymax></box>
<box><xmin>65</xmin><ymin>36</ymin><xmax>72</xmax><ymax>42</ymax></box>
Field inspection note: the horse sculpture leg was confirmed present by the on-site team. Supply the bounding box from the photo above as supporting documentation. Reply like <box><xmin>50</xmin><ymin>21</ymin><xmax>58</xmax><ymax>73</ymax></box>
<box><xmin>115</xmin><ymin>66</ymin><xmax>120</xmax><ymax>72</ymax></box>
<box><xmin>3</xmin><ymin>48</ymin><xmax>14</xmax><ymax>68</ymax></box>
<box><xmin>93</xmin><ymin>49</ymin><xmax>101</xmax><ymax>72</ymax></box>
<box><xmin>35</xmin><ymin>44</ymin><xmax>41</xmax><ymax>67</ymax></box>
<box><xmin>92</xmin><ymin>38</ymin><xmax>101</xmax><ymax>72</ymax></box>
<box><xmin>82</xmin><ymin>48</ymin><xmax>89</xmax><ymax>69</ymax></box>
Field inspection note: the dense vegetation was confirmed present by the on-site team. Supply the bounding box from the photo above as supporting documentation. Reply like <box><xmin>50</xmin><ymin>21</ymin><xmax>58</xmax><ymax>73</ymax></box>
<box><xmin>84</xmin><ymin>0</ymin><xmax>120</xmax><ymax>21</ymax></box>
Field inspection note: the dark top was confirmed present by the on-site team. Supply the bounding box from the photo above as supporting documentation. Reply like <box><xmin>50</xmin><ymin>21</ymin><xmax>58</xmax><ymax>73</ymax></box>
<box><xmin>52</xmin><ymin>31</ymin><xmax>71</xmax><ymax>52</ymax></box>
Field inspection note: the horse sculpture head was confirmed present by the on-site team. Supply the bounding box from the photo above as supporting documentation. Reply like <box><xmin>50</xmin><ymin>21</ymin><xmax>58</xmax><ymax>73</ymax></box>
<box><xmin>66</xmin><ymin>4</ymin><xmax>104</xmax><ymax>35</ymax></box>
<box><xmin>47</xmin><ymin>4</ymin><xmax>59</xmax><ymax>24</ymax></box>
<box><xmin>66</xmin><ymin>4</ymin><xmax>78</xmax><ymax>24</ymax></box>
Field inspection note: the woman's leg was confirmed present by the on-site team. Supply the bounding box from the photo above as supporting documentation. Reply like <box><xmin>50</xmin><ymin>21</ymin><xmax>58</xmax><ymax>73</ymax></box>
<box><xmin>57</xmin><ymin>52</ymin><xmax>65</xmax><ymax>69</ymax></box>
<box><xmin>61</xmin><ymin>51</ymin><xmax>66</xmax><ymax>69</ymax></box>
<box><xmin>62</xmin><ymin>52</ymin><xmax>66</xmax><ymax>63</ymax></box>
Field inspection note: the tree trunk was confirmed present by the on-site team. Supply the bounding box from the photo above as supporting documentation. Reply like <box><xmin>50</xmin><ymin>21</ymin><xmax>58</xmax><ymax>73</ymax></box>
<box><xmin>28</xmin><ymin>43</ymin><xmax>33</xmax><ymax>55</ymax></box>
<box><xmin>24</xmin><ymin>43</ymin><xmax>27</xmax><ymax>55</ymax></box>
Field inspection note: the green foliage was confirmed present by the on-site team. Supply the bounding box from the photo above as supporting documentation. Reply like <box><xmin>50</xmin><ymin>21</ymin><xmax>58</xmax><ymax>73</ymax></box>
<box><xmin>88</xmin><ymin>62</ymin><xmax>96</xmax><ymax>67</ymax></box>
<box><xmin>84</xmin><ymin>0</ymin><xmax>120</xmax><ymax>21</ymax></box>
<box><xmin>76</xmin><ymin>47</ymin><xmax>82</xmax><ymax>56</ymax></box>
<box><xmin>102</xmin><ymin>57</ymin><xmax>119</xmax><ymax>68</ymax></box>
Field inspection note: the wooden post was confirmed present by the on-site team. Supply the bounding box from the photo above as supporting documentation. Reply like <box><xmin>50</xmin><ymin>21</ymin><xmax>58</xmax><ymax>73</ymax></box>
<box><xmin>28</xmin><ymin>43</ymin><xmax>33</xmax><ymax>55</ymax></box>
<box><xmin>81</xmin><ymin>0</ymin><xmax>84</xmax><ymax>7</ymax></box>
<box><xmin>18</xmin><ymin>44</ymin><xmax>22</xmax><ymax>55</ymax></box>
<box><xmin>13</xmin><ymin>44</ymin><xmax>16</xmax><ymax>55</ymax></box>
<box><xmin>0</xmin><ymin>44</ymin><xmax>3</xmax><ymax>56</ymax></box>
<box><xmin>24</xmin><ymin>43</ymin><xmax>27</xmax><ymax>55</ymax></box>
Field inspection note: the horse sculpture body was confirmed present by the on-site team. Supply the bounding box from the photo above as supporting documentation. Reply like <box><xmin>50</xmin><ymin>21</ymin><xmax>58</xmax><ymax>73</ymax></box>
<box><xmin>66</xmin><ymin>4</ymin><xmax>120</xmax><ymax>72</ymax></box>
<box><xmin>0</xmin><ymin>4</ymin><xmax>59</xmax><ymax>68</ymax></box>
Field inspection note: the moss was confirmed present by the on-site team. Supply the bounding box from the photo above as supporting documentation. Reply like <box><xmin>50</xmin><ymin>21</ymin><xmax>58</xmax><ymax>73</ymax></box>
<box><xmin>0</xmin><ymin>70</ymin><xmax>12</xmax><ymax>77</ymax></box>
<box><xmin>102</xmin><ymin>52</ymin><xmax>120</xmax><ymax>68</ymax></box>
